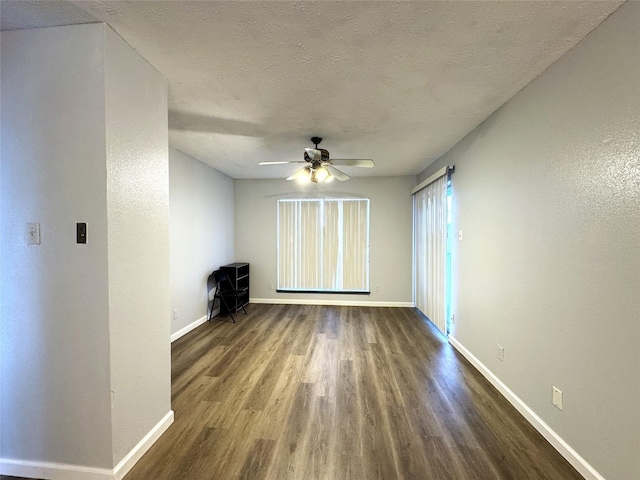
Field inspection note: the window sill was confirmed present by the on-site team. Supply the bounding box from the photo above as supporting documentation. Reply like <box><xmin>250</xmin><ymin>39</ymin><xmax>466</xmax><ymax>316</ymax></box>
<box><xmin>276</xmin><ymin>289</ymin><xmax>370</xmax><ymax>295</ymax></box>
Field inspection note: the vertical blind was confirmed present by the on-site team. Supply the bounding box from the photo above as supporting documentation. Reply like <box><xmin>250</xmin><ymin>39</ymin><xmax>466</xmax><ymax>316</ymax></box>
<box><xmin>278</xmin><ymin>198</ymin><xmax>369</xmax><ymax>292</ymax></box>
<box><xmin>413</xmin><ymin>172</ymin><xmax>449</xmax><ymax>335</ymax></box>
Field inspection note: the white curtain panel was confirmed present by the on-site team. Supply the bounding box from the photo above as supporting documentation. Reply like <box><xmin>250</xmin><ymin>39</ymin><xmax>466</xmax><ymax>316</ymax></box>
<box><xmin>341</xmin><ymin>199</ymin><xmax>369</xmax><ymax>291</ymax></box>
<box><xmin>278</xmin><ymin>198</ymin><xmax>369</xmax><ymax>292</ymax></box>
<box><xmin>278</xmin><ymin>200</ymin><xmax>320</xmax><ymax>290</ymax></box>
<box><xmin>413</xmin><ymin>174</ymin><xmax>448</xmax><ymax>335</ymax></box>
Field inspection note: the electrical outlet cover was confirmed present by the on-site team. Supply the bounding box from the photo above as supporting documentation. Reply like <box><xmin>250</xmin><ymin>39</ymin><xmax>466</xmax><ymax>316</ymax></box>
<box><xmin>27</xmin><ymin>223</ymin><xmax>40</xmax><ymax>245</ymax></box>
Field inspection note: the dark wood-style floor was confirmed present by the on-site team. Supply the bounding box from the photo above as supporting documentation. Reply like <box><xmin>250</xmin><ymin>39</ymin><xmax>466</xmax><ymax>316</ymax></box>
<box><xmin>1</xmin><ymin>305</ymin><xmax>581</xmax><ymax>480</ymax></box>
<box><xmin>123</xmin><ymin>304</ymin><xmax>580</xmax><ymax>480</ymax></box>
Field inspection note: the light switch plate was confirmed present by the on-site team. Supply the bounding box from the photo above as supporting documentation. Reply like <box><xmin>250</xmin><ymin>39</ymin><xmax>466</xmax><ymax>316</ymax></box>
<box><xmin>76</xmin><ymin>222</ymin><xmax>87</xmax><ymax>244</ymax></box>
<box><xmin>552</xmin><ymin>386</ymin><xmax>563</xmax><ymax>410</ymax></box>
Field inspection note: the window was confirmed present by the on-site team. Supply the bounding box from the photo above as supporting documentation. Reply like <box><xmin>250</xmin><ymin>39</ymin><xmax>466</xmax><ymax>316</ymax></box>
<box><xmin>277</xmin><ymin>198</ymin><xmax>370</xmax><ymax>293</ymax></box>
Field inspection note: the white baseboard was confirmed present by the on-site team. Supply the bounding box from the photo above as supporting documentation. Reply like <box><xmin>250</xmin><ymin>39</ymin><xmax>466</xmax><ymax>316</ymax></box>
<box><xmin>113</xmin><ymin>410</ymin><xmax>174</xmax><ymax>479</ymax></box>
<box><xmin>1</xmin><ymin>410</ymin><xmax>174</xmax><ymax>480</ymax></box>
<box><xmin>0</xmin><ymin>459</ymin><xmax>113</xmax><ymax>479</ymax></box>
<box><xmin>448</xmin><ymin>335</ymin><xmax>604</xmax><ymax>480</ymax></box>
<box><xmin>251</xmin><ymin>298</ymin><xmax>414</xmax><ymax>308</ymax></box>
<box><xmin>171</xmin><ymin>315</ymin><xmax>208</xmax><ymax>342</ymax></box>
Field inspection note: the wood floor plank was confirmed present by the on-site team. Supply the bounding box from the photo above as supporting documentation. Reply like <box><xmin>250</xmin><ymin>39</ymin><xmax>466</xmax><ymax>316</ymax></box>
<box><xmin>358</xmin><ymin>348</ymin><xmax>402</xmax><ymax>480</ymax></box>
<box><xmin>335</xmin><ymin>359</ymin><xmax>363</xmax><ymax>457</ymax></box>
<box><xmin>123</xmin><ymin>305</ymin><xmax>584</xmax><ymax>480</ymax></box>
<box><xmin>299</xmin><ymin>332</ymin><xmax>327</xmax><ymax>385</ymax></box>
<box><xmin>295</xmin><ymin>395</ymin><xmax>335</xmax><ymax>480</ymax></box>
<box><xmin>367</xmin><ymin>343</ymin><xmax>405</xmax><ymax>407</ymax></box>
<box><xmin>264</xmin><ymin>382</ymin><xmax>315</xmax><ymax>479</ymax></box>
<box><xmin>250</xmin><ymin>353</ymin><xmax>306</xmax><ymax>440</ymax></box>
<box><xmin>240</xmin><ymin>344</ymin><xmax>290</xmax><ymax>412</ymax></box>
<box><xmin>286</xmin><ymin>313</ymin><xmax>317</xmax><ymax>356</ymax></box>
<box><xmin>385</xmin><ymin>404</ymin><xmax>432</xmax><ymax>480</ymax></box>
<box><xmin>237</xmin><ymin>438</ymin><xmax>277</xmax><ymax>480</ymax></box>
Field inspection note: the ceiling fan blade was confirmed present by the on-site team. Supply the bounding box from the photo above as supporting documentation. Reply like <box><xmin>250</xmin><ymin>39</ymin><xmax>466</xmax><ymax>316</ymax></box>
<box><xmin>286</xmin><ymin>166</ymin><xmax>310</xmax><ymax>181</ymax></box>
<box><xmin>330</xmin><ymin>159</ymin><xmax>375</xmax><ymax>168</ymax></box>
<box><xmin>327</xmin><ymin>165</ymin><xmax>350</xmax><ymax>181</ymax></box>
<box><xmin>258</xmin><ymin>161</ymin><xmax>306</xmax><ymax>165</ymax></box>
<box><xmin>305</xmin><ymin>148</ymin><xmax>322</xmax><ymax>161</ymax></box>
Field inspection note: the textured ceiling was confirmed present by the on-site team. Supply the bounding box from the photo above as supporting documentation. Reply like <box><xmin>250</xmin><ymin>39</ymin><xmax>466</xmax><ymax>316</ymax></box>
<box><xmin>1</xmin><ymin>1</ymin><xmax>624</xmax><ymax>179</ymax></box>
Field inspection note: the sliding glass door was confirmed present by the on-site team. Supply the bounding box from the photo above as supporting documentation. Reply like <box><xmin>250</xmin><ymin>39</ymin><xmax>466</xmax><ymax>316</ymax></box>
<box><xmin>413</xmin><ymin>171</ymin><xmax>450</xmax><ymax>335</ymax></box>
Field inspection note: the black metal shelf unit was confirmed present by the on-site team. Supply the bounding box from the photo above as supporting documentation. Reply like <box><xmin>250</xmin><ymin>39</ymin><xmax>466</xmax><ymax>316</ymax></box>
<box><xmin>219</xmin><ymin>263</ymin><xmax>249</xmax><ymax>314</ymax></box>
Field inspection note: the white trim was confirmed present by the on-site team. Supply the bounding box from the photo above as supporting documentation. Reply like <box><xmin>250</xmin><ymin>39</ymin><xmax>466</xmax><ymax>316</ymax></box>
<box><xmin>411</xmin><ymin>165</ymin><xmax>452</xmax><ymax>195</ymax></box>
<box><xmin>1</xmin><ymin>410</ymin><xmax>174</xmax><ymax>480</ymax></box>
<box><xmin>170</xmin><ymin>315</ymin><xmax>208</xmax><ymax>343</ymax></box>
<box><xmin>251</xmin><ymin>298</ymin><xmax>414</xmax><ymax>308</ymax></box>
<box><xmin>448</xmin><ymin>336</ymin><xmax>604</xmax><ymax>480</ymax></box>
<box><xmin>113</xmin><ymin>410</ymin><xmax>174</xmax><ymax>480</ymax></box>
<box><xmin>0</xmin><ymin>459</ymin><xmax>113</xmax><ymax>480</ymax></box>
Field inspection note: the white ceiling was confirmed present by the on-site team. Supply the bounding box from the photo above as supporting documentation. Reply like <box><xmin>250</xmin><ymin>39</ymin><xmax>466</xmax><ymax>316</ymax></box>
<box><xmin>1</xmin><ymin>0</ymin><xmax>624</xmax><ymax>179</ymax></box>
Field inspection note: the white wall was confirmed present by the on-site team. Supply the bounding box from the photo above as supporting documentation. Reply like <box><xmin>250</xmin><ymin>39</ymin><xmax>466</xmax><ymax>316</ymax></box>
<box><xmin>169</xmin><ymin>148</ymin><xmax>234</xmax><ymax>335</ymax></box>
<box><xmin>417</xmin><ymin>3</ymin><xmax>639</xmax><ymax>479</ymax></box>
<box><xmin>234</xmin><ymin>176</ymin><xmax>414</xmax><ymax>305</ymax></box>
<box><xmin>105</xmin><ymin>27</ymin><xmax>171</xmax><ymax>466</ymax></box>
<box><xmin>1</xmin><ymin>23</ymin><xmax>173</xmax><ymax>475</ymax></box>
<box><xmin>1</xmin><ymin>24</ymin><xmax>113</xmax><ymax>468</ymax></box>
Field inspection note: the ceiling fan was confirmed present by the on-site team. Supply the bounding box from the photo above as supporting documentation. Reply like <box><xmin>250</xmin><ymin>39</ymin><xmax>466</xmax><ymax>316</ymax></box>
<box><xmin>258</xmin><ymin>137</ymin><xmax>374</xmax><ymax>183</ymax></box>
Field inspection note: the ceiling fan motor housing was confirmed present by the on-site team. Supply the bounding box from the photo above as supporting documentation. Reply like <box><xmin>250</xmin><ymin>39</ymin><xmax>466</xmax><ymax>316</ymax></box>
<box><xmin>304</xmin><ymin>148</ymin><xmax>330</xmax><ymax>162</ymax></box>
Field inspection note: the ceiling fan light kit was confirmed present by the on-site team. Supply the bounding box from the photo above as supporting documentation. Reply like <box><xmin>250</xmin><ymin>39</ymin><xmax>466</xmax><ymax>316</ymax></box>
<box><xmin>260</xmin><ymin>137</ymin><xmax>374</xmax><ymax>183</ymax></box>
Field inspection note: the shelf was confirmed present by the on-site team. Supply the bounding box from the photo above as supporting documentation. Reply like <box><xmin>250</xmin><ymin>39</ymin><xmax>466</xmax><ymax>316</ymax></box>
<box><xmin>219</xmin><ymin>263</ymin><xmax>249</xmax><ymax>316</ymax></box>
